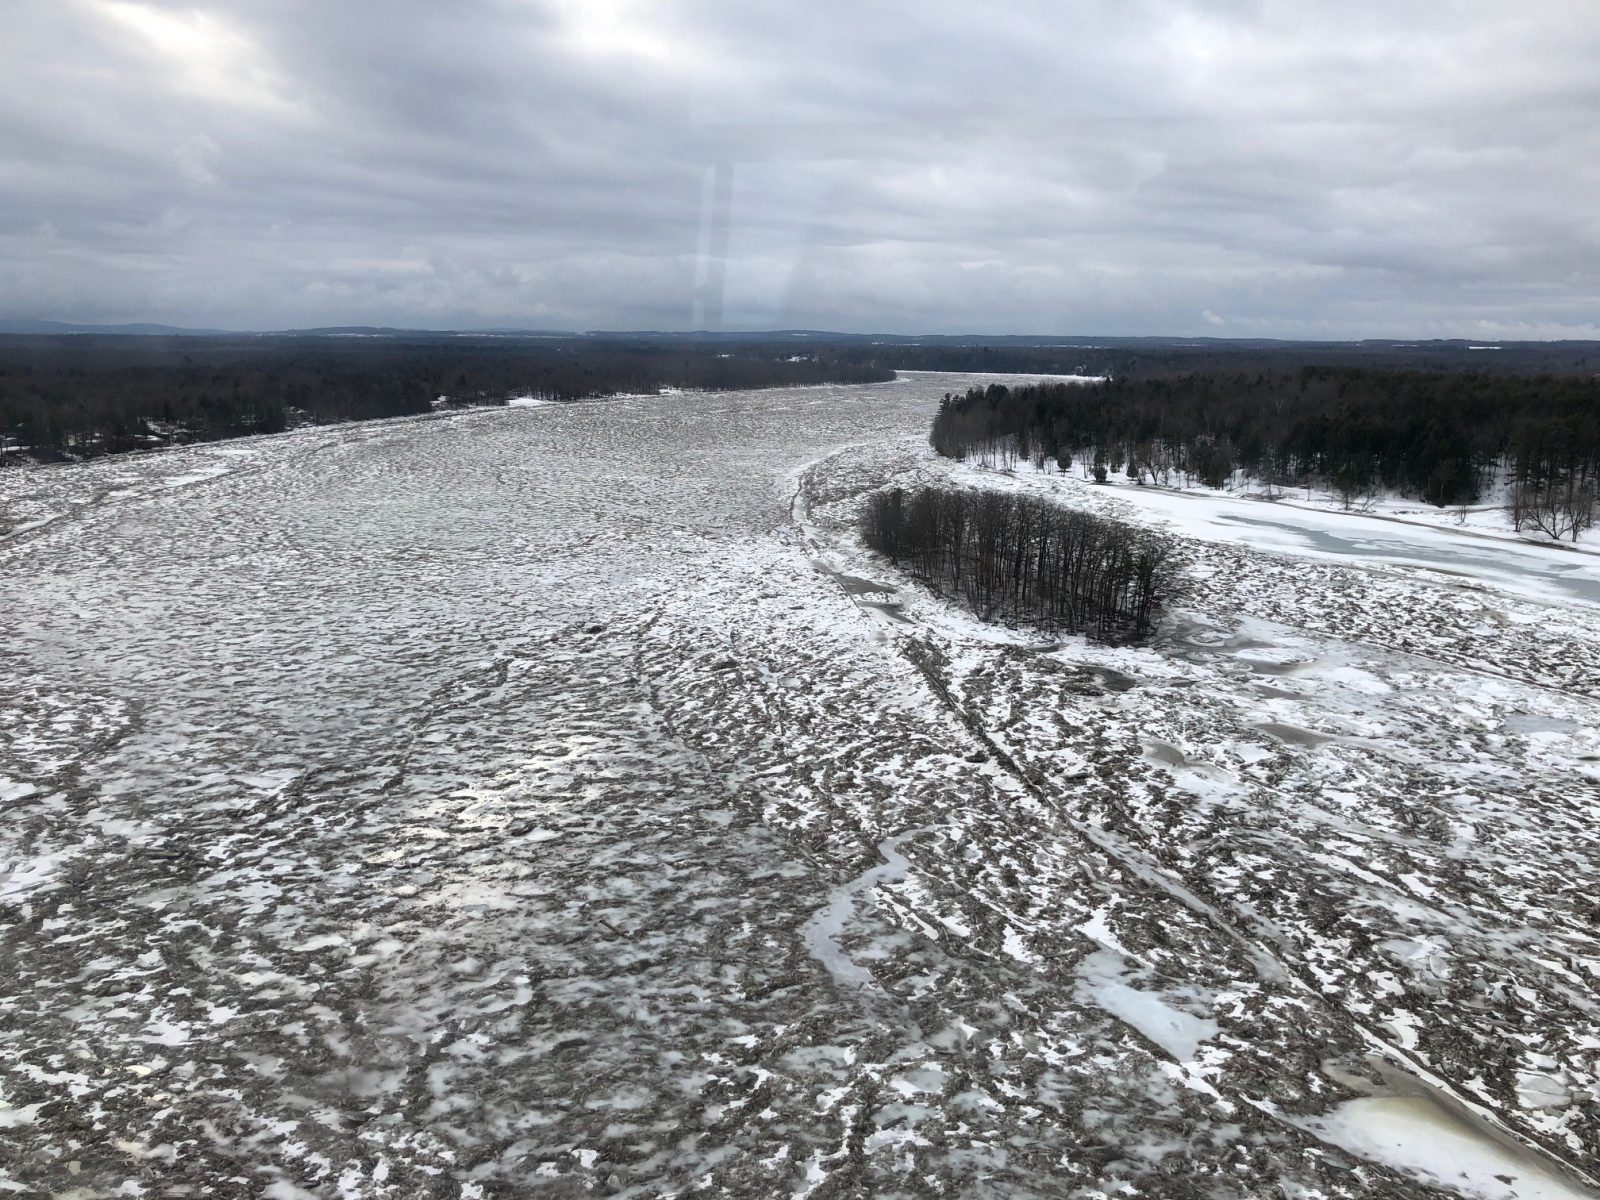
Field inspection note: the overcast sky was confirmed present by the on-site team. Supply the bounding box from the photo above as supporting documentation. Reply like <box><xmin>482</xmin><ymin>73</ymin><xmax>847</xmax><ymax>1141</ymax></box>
<box><xmin>3</xmin><ymin>0</ymin><xmax>1597</xmax><ymax>336</ymax></box>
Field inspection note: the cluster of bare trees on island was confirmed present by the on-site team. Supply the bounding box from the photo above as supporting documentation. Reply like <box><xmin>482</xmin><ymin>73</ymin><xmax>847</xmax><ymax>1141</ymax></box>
<box><xmin>862</xmin><ymin>486</ymin><xmax>1171</xmax><ymax>640</ymax></box>
<box><xmin>930</xmin><ymin>371</ymin><xmax>1600</xmax><ymax>541</ymax></box>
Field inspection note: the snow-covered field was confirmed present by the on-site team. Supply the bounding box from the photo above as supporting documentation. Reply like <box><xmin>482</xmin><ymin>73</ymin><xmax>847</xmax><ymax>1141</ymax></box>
<box><xmin>2</xmin><ymin>375</ymin><xmax>1597</xmax><ymax>1198</ymax></box>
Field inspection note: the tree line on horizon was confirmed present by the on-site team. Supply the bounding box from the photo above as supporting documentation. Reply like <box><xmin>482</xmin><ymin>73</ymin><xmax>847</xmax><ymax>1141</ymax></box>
<box><xmin>0</xmin><ymin>336</ymin><xmax>893</xmax><ymax>464</ymax></box>
<box><xmin>862</xmin><ymin>485</ymin><xmax>1171</xmax><ymax>638</ymax></box>
<box><xmin>837</xmin><ymin>340</ymin><xmax>1600</xmax><ymax>381</ymax></box>
<box><xmin>929</xmin><ymin>369</ymin><xmax>1600</xmax><ymax>541</ymax></box>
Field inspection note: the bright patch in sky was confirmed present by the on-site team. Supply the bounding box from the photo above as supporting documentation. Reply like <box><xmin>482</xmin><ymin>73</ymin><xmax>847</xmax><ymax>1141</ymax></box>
<box><xmin>93</xmin><ymin>0</ymin><xmax>296</xmax><ymax>113</ymax></box>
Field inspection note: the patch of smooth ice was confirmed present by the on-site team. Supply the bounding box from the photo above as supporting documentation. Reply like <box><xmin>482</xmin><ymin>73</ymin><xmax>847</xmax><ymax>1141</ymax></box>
<box><xmin>800</xmin><ymin>830</ymin><xmax>921</xmax><ymax>992</ymax></box>
<box><xmin>291</xmin><ymin>933</ymin><xmax>346</xmax><ymax>953</ymax></box>
<box><xmin>1001</xmin><ymin>926</ymin><xmax>1039</xmax><ymax>965</ymax></box>
<box><xmin>0</xmin><ymin>1102</ymin><xmax>42</xmax><ymax>1129</ymax></box>
<box><xmin>1075</xmin><ymin>905</ymin><xmax>1135</xmax><ymax>960</ymax></box>
<box><xmin>507</xmin><ymin>395</ymin><xmax>553</xmax><ymax>408</ymax></box>
<box><xmin>262</xmin><ymin>1178</ymin><xmax>323</xmax><ymax>1200</ymax></box>
<box><xmin>1077</xmin><ymin>950</ymin><xmax>1218</xmax><ymax>1063</ymax></box>
<box><xmin>1254</xmin><ymin>721</ymin><xmax>1339</xmax><ymax>748</ymax></box>
<box><xmin>0</xmin><ymin>848</ymin><xmax>76</xmax><ymax>901</ymax></box>
<box><xmin>1517</xmin><ymin>1073</ymin><xmax>1573</xmax><ymax>1111</ymax></box>
<box><xmin>1307</xmin><ymin>1097</ymin><xmax>1598</xmax><ymax>1200</ymax></box>
<box><xmin>0</xmin><ymin>777</ymin><xmax>37</xmax><ymax>803</ymax></box>
<box><xmin>141</xmin><ymin>1018</ymin><xmax>190</xmax><ymax>1047</ymax></box>
<box><xmin>161</xmin><ymin>464</ymin><xmax>234</xmax><ymax>490</ymax></box>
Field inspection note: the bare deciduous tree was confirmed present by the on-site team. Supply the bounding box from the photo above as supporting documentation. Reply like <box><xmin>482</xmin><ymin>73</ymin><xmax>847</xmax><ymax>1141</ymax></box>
<box><xmin>862</xmin><ymin>486</ymin><xmax>1173</xmax><ymax>639</ymax></box>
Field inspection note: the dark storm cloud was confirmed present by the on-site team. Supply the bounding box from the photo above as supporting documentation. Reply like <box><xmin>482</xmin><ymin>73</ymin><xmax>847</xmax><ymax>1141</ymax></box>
<box><xmin>2</xmin><ymin>0</ymin><xmax>1597</xmax><ymax>335</ymax></box>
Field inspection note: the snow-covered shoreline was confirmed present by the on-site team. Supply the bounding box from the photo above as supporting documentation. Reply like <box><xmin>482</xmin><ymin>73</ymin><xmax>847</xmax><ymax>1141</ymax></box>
<box><xmin>940</xmin><ymin>455</ymin><xmax>1600</xmax><ymax>610</ymax></box>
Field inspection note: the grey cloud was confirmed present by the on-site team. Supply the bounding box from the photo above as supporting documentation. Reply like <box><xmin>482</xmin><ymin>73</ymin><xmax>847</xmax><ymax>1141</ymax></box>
<box><xmin>1</xmin><ymin>0</ymin><xmax>1596</xmax><ymax>335</ymax></box>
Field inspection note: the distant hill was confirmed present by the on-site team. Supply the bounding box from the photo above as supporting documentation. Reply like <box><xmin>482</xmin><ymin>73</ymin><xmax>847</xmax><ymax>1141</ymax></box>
<box><xmin>273</xmin><ymin>326</ymin><xmax>585</xmax><ymax>340</ymax></box>
<box><xmin>277</xmin><ymin>326</ymin><xmax>449</xmax><ymax>338</ymax></box>
<box><xmin>0</xmin><ymin>319</ymin><xmax>235</xmax><ymax>336</ymax></box>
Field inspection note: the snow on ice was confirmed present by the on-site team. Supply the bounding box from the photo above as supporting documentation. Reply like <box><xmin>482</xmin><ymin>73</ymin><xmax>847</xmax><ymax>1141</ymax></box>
<box><xmin>2</xmin><ymin>375</ymin><xmax>1598</xmax><ymax>1197</ymax></box>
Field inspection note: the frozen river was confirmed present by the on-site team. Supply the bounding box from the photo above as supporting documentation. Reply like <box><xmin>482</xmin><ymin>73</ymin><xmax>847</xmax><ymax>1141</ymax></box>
<box><xmin>1057</xmin><ymin>479</ymin><xmax>1600</xmax><ymax>608</ymax></box>
<box><xmin>3</xmin><ymin>377</ymin><xmax>1598</xmax><ymax>1198</ymax></box>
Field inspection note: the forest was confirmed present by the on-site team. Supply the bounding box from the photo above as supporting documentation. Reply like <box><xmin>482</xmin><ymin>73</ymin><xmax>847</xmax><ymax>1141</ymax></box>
<box><xmin>929</xmin><ymin>369</ymin><xmax>1600</xmax><ymax>541</ymax></box>
<box><xmin>861</xmin><ymin>485</ymin><xmax>1172</xmax><ymax>638</ymax></box>
<box><xmin>834</xmin><ymin>338</ymin><xmax>1600</xmax><ymax>382</ymax></box>
<box><xmin>0</xmin><ymin>335</ymin><xmax>893</xmax><ymax>465</ymax></box>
